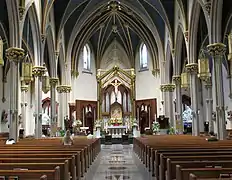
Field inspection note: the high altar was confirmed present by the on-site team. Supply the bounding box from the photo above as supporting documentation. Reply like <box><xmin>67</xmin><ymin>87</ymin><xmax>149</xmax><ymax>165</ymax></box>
<box><xmin>96</xmin><ymin>65</ymin><xmax>136</xmax><ymax>138</ymax></box>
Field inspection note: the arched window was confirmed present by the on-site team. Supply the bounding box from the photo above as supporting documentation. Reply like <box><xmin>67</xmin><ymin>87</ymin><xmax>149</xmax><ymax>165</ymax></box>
<box><xmin>83</xmin><ymin>44</ymin><xmax>91</xmax><ymax>70</ymax></box>
<box><xmin>140</xmin><ymin>43</ymin><xmax>148</xmax><ymax>69</ymax></box>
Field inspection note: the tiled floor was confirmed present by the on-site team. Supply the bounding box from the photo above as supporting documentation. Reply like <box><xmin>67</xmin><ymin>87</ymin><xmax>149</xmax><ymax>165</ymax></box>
<box><xmin>83</xmin><ymin>144</ymin><xmax>152</xmax><ymax>180</ymax></box>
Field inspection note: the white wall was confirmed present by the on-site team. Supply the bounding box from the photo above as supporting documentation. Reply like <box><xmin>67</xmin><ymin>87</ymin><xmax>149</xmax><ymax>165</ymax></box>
<box><xmin>135</xmin><ymin>51</ymin><xmax>162</xmax><ymax>115</ymax></box>
<box><xmin>71</xmin><ymin>49</ymin><xmax>97</xmax><ymax>102</ymax></box>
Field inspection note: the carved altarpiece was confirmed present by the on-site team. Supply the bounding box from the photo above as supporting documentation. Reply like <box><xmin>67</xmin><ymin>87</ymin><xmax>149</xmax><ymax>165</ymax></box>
<box><xmin>97</xmin><ymin>66</ymin><xmax>136</xmax><ymax>126</ymax></box>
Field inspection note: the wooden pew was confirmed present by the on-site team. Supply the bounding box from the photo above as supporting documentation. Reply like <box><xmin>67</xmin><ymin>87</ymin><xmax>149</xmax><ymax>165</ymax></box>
<box><xmin>0</xmin><ymin>166</ymin><xmax>60</xmax><ymax>180</ymax></box>
<box><xmin>133</xmin><ymin>135</ymin><xmax>232</xmax><ymax>179</ymax></box>
<box><xmin>167</xmin><ymin>160</ymin><xmax>232</xmax><ymax>180</ymax></box>
<box><xmin>176</xmin><ymin>165</ymin><xmax>232</xmax><ymax>180</ymax></box>
<box><xmin>0</xmin><ymin>162</ymin><xmax>69</xmax><ymax>180</ymax></box>
<box><xmin>159</xmin><ymin>152</ymin><xmax>232</xmax><ymax>180</ymax></box>
<box><xmin>0</xmin><ymin>137</ymin><xmax>101</xmax><ymax>180</ymax></box>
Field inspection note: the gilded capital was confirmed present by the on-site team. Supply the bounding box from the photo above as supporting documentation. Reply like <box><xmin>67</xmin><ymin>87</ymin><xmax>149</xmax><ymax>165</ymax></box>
<box><xmin>172</xmin><ymin>75</ymin><xmax>181</xmax><ymax>85</ymax></box>
<box><xmin>49</xmin><ymin>78</ymin><xmax>59</xmax><ymax>87</ymax></box>
<box><xmin>32</xmin><ymin>66</ymin><xmax>46</xmax><ymax>77</ymax></box>
<box><xmin>21</xmin><ymin>85</ymin><xmax>29</xmax><ymax>92</ymax></box>
<box><xmin>160</xmin><ymin>84</ymin><xmax>175</xmax><ymax>92</ymax></box>
<box><xmin>186</xmin><ymin>63</ymin><xmax>198</xmax><ymax>74</ymax></box>
<box><xmin>56</xmin><ymin>85</ymin><xmax>72</xmax><ymax>93</ymax></box>
<box><xmin>207</xmin><ymin>43</ymin><xmax>226</xmax><ymax>57</ymax></box>
<box><xmin>5</xmin><ymin>47</ymin><xmax>25</xmax><ymax>63</ymax></box>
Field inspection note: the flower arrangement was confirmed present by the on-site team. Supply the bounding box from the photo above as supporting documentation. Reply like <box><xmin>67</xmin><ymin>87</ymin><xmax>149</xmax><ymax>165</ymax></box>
<box><xmin>72</xmin><ymin>119</ymin><xmax>82</xmax><ymax>127</ymax></box>
<box><xmin>168</xmin><ymin>127</ymin><xmax>176</xmax><ymax>135</ymax></box>
<box><xmin>152</xmin><ymin>121</ymin><xmax>160</xmax><ymax>134</ymax></box>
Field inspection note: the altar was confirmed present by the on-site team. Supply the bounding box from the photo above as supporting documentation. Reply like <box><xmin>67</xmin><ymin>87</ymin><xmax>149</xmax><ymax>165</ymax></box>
<box><xmin>106</xmin><ymin>125</ymin><xmax>127</xmax><ymax>138</ymax></box>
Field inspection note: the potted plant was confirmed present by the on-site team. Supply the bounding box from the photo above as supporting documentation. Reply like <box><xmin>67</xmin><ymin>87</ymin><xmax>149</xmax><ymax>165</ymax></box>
<box><xmin>168</xmin><ymin>127</ymin><xmax>176</xmax><ymax>135</ymax></box>
<box><xmin>152</xmin><ymin>121</ymin><xmax>160</xmax><ymax>135</ymax></box>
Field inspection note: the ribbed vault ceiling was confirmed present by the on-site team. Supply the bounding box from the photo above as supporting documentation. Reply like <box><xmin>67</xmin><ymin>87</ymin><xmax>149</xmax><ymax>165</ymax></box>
<box><xmin>50</xmin><ymin>0</ymin><xmax>174</xmax><ymax>69</ymax></box>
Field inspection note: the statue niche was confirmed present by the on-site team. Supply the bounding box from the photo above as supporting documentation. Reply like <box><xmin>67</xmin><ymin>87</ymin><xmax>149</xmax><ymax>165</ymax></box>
<box><xmin>110</xmin><ymin>102</ymin><xmax>123</xmax><ymax>126</ymax></box>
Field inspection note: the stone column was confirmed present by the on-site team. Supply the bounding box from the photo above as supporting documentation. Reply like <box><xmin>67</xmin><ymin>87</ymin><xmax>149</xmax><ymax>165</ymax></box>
<box><xmin>49</xmin><ymin>77</ymin><xmax>59</xmax><ymax>136</ymax></box>
<box><xmin>186</xmin><ymin>63</ymin><xmax>199</xmax><ymax>136</ymax></box>
<box><xmin>20</xmin><ymin>82</ymin><xmax>29</xmax><ymax>131</ymax></box>
<box><xmin>207</xmin><ymin>43</ymin><xmax>227</xmax><ymax>140</ymax></box>
<box><xmin>172</xmin><ymin>75</ymin><xmax>183</xmax><ymax>133</ymax></box>
<box><xmin>56</xmin><ymin>85</ymin><xmax>72</xmax><ymax>130</ymax></box>
<box><xmin>32</xmin><ymin>66</ymin><xmax>46</xmax><ymax>138</ymax></box>
<box><xmin>204</xmin><ymin>79</ymin><xmax>214</xmax><ymax>132</ymax></box>
<box><xmin>57</xmin><ymin>87</ymin><xmax>64</xmax><ymax>129</ymax></box>
<box><xmin>160</xmin><ymin>84</ymin><xmax>175</xmax><ymax>127</ymax></box>
<box><xmin>5</xmin><ymin>47</ymin><xmax>25</xmax><ymax>141</ymax></box>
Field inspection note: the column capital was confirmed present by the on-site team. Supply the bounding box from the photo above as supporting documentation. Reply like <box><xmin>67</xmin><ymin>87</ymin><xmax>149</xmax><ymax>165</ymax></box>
<box><xmin>186</xmin><ymin>63</ymin><xmax>198</xmax><ymax>74</ymax></box>
<box><xmin>56</xmin><ymin>85</ymin><xmax>72</xmax><ymax>93</ymax></box>
<box><xmin>207</xmin><ymin>43</ymin><xmax>226</xmax><ymax>57</ymax></box>
<box><xmin>204</xmin><ymin>2</ymin><xmax>211</xmax><ymax>16</ymax></box>
<box><xmin>160</xmin><ymin>84</ymin><xmax>175</xmax><ymax>92</ymax></box>
<box><xmin>5</xmin><ymin>47</ymin><xmax>25</xmax><ymax>63</ymax></box>
<box><xmin>21</xmin><ymin>85</ymin><xmax>29</xmax><ymax>92</ymax></box>
<box><xmin>19</xmin><ymin>7</ymin><xmax>25</xmax><ymax>21</ymax></box>
<box><xmin>32</xmin><ymin>66</ymin><xmax>46</xmax><ymax>77</ymax></box>
<box><xmin>41</xmin><ymin>34</ymin><xmax>46</xmax><ymax>43</ymax></box>
<box><xmin>49</xmin><ymin>78</ymin><xmax>59</xmax><ymax>87</ymax></box>
<box><xmin>172</xmin><ymin>75</ymin><xmax>181</xmax><ymax>85</ymax></box>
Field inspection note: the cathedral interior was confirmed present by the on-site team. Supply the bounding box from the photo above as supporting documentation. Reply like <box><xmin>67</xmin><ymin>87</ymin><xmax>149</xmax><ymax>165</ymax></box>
<box><xmin>0</xmin><ymin>0</ymin><xmax>232</xmax><ymax>141</ymax></box>
<box><xmin>1</xmin><ymin>1</ymin><xmax>232</xmax><ymax>180</ymax></box>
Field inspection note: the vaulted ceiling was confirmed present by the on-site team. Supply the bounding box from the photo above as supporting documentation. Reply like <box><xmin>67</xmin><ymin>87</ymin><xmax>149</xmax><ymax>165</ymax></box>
<box><xmin>48</xmin><ymin>0</ymin><xmax>174</xmax><ymax>68</ymax></box>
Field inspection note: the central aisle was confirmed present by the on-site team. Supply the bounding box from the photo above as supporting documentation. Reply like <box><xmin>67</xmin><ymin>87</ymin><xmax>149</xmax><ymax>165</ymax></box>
<box><xmin>84</xmin><ymin>144</ymin><xmax>152</xmax><ymax>180</ymax></box>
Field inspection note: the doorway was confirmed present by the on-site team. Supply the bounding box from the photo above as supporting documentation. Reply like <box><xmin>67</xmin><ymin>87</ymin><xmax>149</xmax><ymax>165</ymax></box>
<box><xmin>85</xmin><ymin>112</ymin><xmax>94</xmax><ymax>134</ymax></box>
<box><xmin>139</xmin><ymin>110</ymin><xmax>148</xmax><ymax>134</ymax></box>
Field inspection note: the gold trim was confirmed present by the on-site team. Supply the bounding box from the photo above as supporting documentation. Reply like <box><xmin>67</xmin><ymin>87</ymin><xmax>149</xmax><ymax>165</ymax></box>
<box><xmin>160</xmin><ymin>84</ymin><xmax>175</xmax><ymax>92</ymax></box>
<box><xmin>207</xmin><ymin>43</ymin><xmax>226</xmax><ymax>57</ymax></box>
<box><xmin>186</xmin><ymin>63</ymin><xmax>198</xmax><ymax>74</ymax></box>
<box><xmin>32</xmin><ymin>66</ymin><xmax>46</xmax><ymax>77</ymax></box>
<box><xmin>5</xmin><ymin>47</ymin><xmax>25</xmax><ymax>63</ymax></box>
<box><xmin>56</xmin><ymin>85</ymin><xmax>72</xmax><ymax>93</ymax></box>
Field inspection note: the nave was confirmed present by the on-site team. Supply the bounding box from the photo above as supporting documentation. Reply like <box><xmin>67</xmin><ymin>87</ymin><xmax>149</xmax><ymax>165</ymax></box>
<box><xmin>84</xmin><ymin>145</ymin><xmax>151</xmax><ymax>180</ymax></box>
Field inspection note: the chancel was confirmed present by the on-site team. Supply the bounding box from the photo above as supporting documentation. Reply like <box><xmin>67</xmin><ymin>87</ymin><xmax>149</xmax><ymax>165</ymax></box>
<box><xmin>1</xmin><ymin>0</ymin><xmax>232</xmax><ymax>179</ymax></box>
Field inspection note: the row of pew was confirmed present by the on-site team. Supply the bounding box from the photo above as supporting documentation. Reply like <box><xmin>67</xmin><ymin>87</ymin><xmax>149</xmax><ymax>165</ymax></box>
<box><xmin>0</xmin><ymin>137</ymin><xmax>101</xmax><ymax>180</ymax></box>
<box><xmin>133</xmin><ymin>135</ymin><xmax>232</xmax><ymax>180</ymax></box>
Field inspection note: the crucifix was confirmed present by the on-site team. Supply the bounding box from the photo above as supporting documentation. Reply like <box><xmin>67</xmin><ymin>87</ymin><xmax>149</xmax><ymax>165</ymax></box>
<box><xmin>111</xmin><ymin>79</ymin><xmax>122</xmax><ymax>101</ymax></box>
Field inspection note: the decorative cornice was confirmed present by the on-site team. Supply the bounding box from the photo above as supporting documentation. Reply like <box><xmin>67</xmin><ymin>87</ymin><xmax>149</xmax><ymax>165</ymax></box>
<box><xmin>56</xmin><ymin>85</ymin><xmax>72</xmax><ymax>93</ymax></box>
<box><xmin>19</xmin><ymin>7</ymin><xmax>25</xmax><ymax>21</ymax></box>
<box><xmin>207</xmin><ymin>43</ymin><xmax>226</xmax><ymax>57</ymax></box>
<box><xmin>186</xmin><ymin>63</ymin><xmax>198</xmax><ymax>74</ymax></box>
<box><xmin>160</xmin><ymin>84</ymin><xmax>175</xmax><ymax>92</ymax></box>
<box><xmin>32</xmin><ymin>66</ymin><xmax>46</xmax><ymax>77</ymax></box>
<box><xmin>5</xmin><ymin>47</ymin><xmax>25</xmax><ymax>63</ymax></box>
<box><xmin>49</xmin><ymin>78</ymin><xmax>59</xmax><ymax>87</ymax></box>
<box><xmin>172</xmin><ymin>75</ymin><xmax>181</xmax><ymax>85</ymax></box>
<box><xmin>21</xmin><ymin>85</ymin><xmax>29</xmax><ymax>92</ymax></box>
